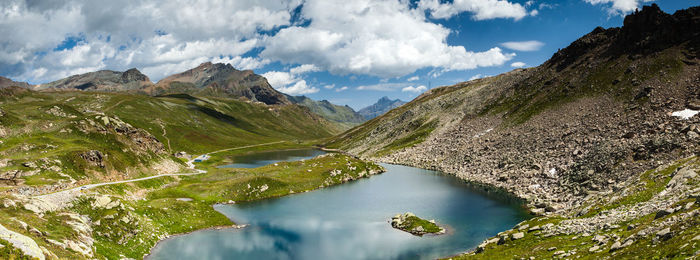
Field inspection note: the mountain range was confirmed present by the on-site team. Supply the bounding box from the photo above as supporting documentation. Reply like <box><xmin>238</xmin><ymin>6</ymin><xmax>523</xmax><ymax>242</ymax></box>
<box><xmin>4</xmin><ymin>66</ymin><xmax>411</xmax><ymax>128</ymax></box>
<box><xmin>358</xmin><ymin>96</ymin><xmax>406</xmax><ymax>120</ymax></box>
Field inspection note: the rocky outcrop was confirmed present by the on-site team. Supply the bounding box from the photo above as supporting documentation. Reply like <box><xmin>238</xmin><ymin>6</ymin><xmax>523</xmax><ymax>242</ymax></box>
<box><xmin>0</xmin><ymin>223</ymin><xmax>45</xmax><ymax>260</ymax></box>
<box><xmin>79</xmin><ymin>150</ymin><xmax>105</xmax><ymax>168</ymax></box>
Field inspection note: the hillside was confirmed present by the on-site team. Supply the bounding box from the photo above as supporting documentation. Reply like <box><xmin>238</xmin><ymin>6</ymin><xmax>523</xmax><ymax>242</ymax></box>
<box><xmin>0</xmin><ymin>87</ymin><xmax>346</xmax><ymax>258</ymax></box>
<box><xmin>327</xmin><ymin>4</ymin><xmax>700</xmax><ymax>258</ymax></box>
<box><xmin>287</xmin><ymin>95</ymin><xmax>365</xmax><ymax>129</ymax></box>
<box><xmin>144</xmin><ymin>62</ymin><xmax>289</xmax><ymax>105</ymax></box>
<box><xmin>36</xmin><ymin>69</ymin><xmax>151</xmax><ymax>92</ymax></box>
<box><xmin>357</xmin><ymin>96</ymin><xmax>406</xmax><ymax>120</ymax></box>
<box><xmin>0</xmin><ymin>90</ymin><xmax>337</xmax><ymax>189</ymax></box>
<box><xmin>0</xmin><ymin>76</ymin><xmax>31</xmax><ymax>89</ymax></box>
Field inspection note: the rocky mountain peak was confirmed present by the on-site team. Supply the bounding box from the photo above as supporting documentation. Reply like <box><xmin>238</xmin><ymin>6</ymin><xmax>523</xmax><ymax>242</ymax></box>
<box><xmin>547</xmin><ymin>4</ymin><xmax>699</xmax><ymax>72</ymax></box>
<box><xmin>120</xmin><ymin>68</ymin><xmax>150</xmax><ymax>83</ymax></box>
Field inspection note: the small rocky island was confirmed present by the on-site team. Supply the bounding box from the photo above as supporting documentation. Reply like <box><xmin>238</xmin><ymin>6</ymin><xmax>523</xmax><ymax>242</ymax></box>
<box><xmin>390</xmin><ymin>212</ymin><xmax>446</xmax><ymax>236</ymax></box>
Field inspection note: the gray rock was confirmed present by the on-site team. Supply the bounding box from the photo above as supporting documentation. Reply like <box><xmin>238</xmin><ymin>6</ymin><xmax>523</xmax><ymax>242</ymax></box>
<box><xmin>657</xmin><ymin>228</ymin><xmax>673</xmax><ymax>240</ymax></box>
<box><xmin>654</xmin><ymin>208</ymin><xmax>674</xmax><ymax>219</ymax></box>
<box><xmin>512</xmin><ymin>232</ymin><xmax>525</xmax><ymax>240</ymax></box>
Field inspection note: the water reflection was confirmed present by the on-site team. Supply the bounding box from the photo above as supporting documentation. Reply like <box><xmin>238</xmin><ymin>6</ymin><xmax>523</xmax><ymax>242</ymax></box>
<box><xmin>217</xmin><ymin>149</ymin><xmax>326</xmax><ymax>168</ymax></box>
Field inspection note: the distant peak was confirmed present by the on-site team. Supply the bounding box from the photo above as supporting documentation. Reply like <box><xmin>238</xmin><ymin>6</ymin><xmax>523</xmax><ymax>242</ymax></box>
<box><xmin>198</xmin><ymin>62</ymin><xmax>213</xmax><ymax>68</ymax></box>
<box><xmin>121</xmin><ymin>68</ymin><xmax>149</xmax><ymax>83</ymax></box>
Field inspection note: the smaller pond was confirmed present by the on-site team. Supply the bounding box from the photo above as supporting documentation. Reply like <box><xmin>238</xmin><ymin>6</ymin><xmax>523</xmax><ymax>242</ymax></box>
<box><xmin>217</xmin><ymin>149</ymin><xmax>326</xmax><ymax>168</ymax></box>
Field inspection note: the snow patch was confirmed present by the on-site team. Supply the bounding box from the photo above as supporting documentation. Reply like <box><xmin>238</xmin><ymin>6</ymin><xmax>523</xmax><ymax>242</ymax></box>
<box><xmin>671</xmin><ymin>109</ymin><xmax>699</xmax><ymax>120</ymax></box>
<box><xmin>473</xmin><ymin>128</ymin><xmax>494</xmax><ymax>138</ymax></box>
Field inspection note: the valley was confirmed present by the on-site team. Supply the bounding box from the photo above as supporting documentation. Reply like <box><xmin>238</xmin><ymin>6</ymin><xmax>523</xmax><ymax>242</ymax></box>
<box><xmin>0</xmin><ymin>3</ymin><xmax>698</xmax><ymax>260</ymax></box>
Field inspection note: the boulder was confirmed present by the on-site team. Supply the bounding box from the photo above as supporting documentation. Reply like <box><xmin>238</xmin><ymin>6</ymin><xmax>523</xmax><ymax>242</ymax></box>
<box><xmin>656</xmin><ymin>228</ymin><xmax>672</xmax><ymax>240</ymax></box>
<box><xmin>512</xmin><ymin>232</ymin><xmax>525</xmax><ymax>240</ymax></box>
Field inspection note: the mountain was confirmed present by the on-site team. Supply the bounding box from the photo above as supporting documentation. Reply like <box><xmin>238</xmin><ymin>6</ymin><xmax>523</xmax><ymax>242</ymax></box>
<box><xmin>327</xmin><ymin>4</ymin><xmax>700</xmax><ymax>258</ymax></box>
<box><xmin>36</xmin><ymin>68</ymin><xmax>151</xmax><ymax>92</ymax></box>
<box><xmin>0</xmin><ymin>76</ymin><xmax>31</xmax><ymax>89</ymax></box>
<box><xmin>357</xmin><ymin>96</ymin><xmax>406</xmax><ymax>119</ymax></box>
<box><xmin>32</xmin><ymin>62</ymin><xmax>290</xmax><ymax>105</ymax></box>
<box><xmin>287</xmin><ymin>95</ymin><xmax>365</xmax><ymax>129</ymax></box>
<box><xmin>144</xmin><ymin>62</ymin><xmax>289</xmax><ymax>105</ymax></box>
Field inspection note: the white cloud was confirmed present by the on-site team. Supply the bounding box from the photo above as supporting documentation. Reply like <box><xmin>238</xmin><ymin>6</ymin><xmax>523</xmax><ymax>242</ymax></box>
<box><xmin>584</xmin><ymin>0</ymin><xmax>654</xmax><ymax>14</ymax></box>
<box><xmin>401</xmin><ymin>85</ymin><xmax>427</xmax><ymax>93</ymax></box>
<box><xmin>336</xmin><ymin>86</ymin><xmax>349</xmax><ymax>92</ymax></box>
<box><xmin>323</xmin><ymin>84</ymin><xmax>335</xmax><ymax>89</ymax></box>
<box><xmin>407</xmin><ymin>76</ymin><xmax>420</xmax><ymax>81</ymax></box>
<box><xmin>500</xmin><ymin>40</ymin><xmax>545</xmax><ymax>52</ymax></box>
<box><xmin>290</xmin><ymin>64</ymin><xmax>320</xmax><ymax>74</ymax></box>
<box><xmin>1</xmin><ymin>0</ymin><xmax>519</xmax><ymax>84</ymax></box>
<box><xmin>511</xmin><ymin>61</ymin><xmax>526</xmax><ymax>67</ymax></box>
<box><xmin>469</xmin><ymin>74</ymin><xmax>484</xmax><ymax>80</ymax></box>
<box><xmin>357</xmin><ymin>83</ymin><xmax>412</xmax><ymax>91</ymax></box>
<box><xmin>0</xmin><ymin>0</ymin><xmax>301</xmax><ymax>83</ymax></box>
<box><xmin>418</xmin><ymin>0</ymin><xmax>533</xmax><ymax>20</ymax></box>
<box><xmin>276</xmin><ymin>80</ymin><xmax>319</xmax><ymax>95</ymax></box>
<box><xmin>262</xmin><ymin>64</ymin><xmax>320</xmax><ymax>96</ymax></box>
<box><xmin>262</xmin><ymin>0</ymin><xmax>514</xmax><ymax>78</ymax></box>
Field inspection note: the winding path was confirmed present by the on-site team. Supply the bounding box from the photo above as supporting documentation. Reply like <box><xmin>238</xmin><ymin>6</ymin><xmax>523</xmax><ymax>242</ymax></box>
<box><xmin>33</xmin><ymin>141</ymin><xmax>287</xmax><ymax>197</ymax></box>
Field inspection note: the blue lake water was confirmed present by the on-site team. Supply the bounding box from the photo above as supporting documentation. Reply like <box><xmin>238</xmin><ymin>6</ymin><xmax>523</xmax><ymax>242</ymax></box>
<box><xmin>149</xmin><ymin>151</ymin><xmax>530</xmax><ymax>260</ymax></box>
<box><xmin>217</xmin><ymin>149</ymin><xmax>326</xmax><ymax>168</ymax></box>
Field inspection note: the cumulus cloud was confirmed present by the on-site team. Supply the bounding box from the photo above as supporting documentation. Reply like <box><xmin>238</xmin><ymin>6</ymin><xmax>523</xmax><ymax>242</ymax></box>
<box><xmin>262</xmin><ymin>0</ymin><xmax>514</xmax><ymax>78</ymax></box>
<box><xmin>357</xmin><ymin>83</ymin><xmax>412</xmax><ymax>91</ymax></box>
<box><xmin>511</xmin><ymin>61</ymin><xmax>526</xmax><ymax>67</ymax></box>
<box><xmin>336</xmin><ymin>86</ymin><xmax>349</xmax><ymax>92</ymax></box>
<box><xmin>418</xmin><ymin>0</ymin><xmax>533</xmax><ymax>20</ymax></box>
<box><xmin>407</xmin><ymin>76</ymin><xmax>420</xmax><ymax>81</ymax></box>
<box><xmin>469</xmin><ymin>74</ymin><xmax>484</xmax><ymax>80</ymax></box>
<box><xmin>276</xmin><ymin>80</ymin><xmax>319</xmax><ymax>95</ymax></box>
<box><xmin>1</xmin><ymin>0</ymin><xmax>517</xmax><ymax>84</ymax></box>
<box><xmin>500</xmin><ymin>40</ymin><xmax>545</xmax><ymax>52</ymax></box>
<box><xmin>584</xmin><ymin>0</ymin><xmax>654</xmax><ymax>14</ymax></box>
<box><xmin>0</xmin><ymin>0</ymin><xmax>300</xmax><ymax>83</ymax></box>
<box><xmin>262</xmin><ymin>64</ymin><xmax>321</xmax><ymax>95</ymax></box>
<box><xmin>401</xmin><ymin>85</ymin><xmax>427</xmax><ymax>93</ymax></box>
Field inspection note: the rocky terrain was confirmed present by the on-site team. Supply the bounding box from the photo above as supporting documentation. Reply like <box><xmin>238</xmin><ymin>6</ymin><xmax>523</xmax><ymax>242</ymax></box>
<box><xmin>358</xmin><ymin>96</ymin><xmax>406</xmax><ymax>120</ymax></box>
<box><xmin>328</xmin><ymin>4</ymin><xmax>700</xmax><ymax>258</ymax></box>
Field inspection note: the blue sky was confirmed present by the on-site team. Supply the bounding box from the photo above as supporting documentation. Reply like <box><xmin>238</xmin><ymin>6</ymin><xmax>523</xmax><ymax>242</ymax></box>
<box><xmin>0</xmin><ymin>0</ymin><xmax>695</xmax><ymax>110</ymax></box>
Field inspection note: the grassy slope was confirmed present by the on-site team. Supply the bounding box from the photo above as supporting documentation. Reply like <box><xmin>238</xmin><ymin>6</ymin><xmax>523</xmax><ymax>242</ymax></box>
<box><xmin>459</xmin><ymin>157</ymin><xmax>699</xmax><ymax>259</ymax></box>
<box><xmin>0</xmin><ymin>91</ymin><xmax>338</xmax><ymax>187</ymax></box>
<box><xmin>0</xmin><ymin>90</ymin><xmax>352</xmax><ymax>259</ymax></box>
<box><xmin>0</xmin><ymin>145</ymin><xmax>383</xmax><ymax>259</ymax></box>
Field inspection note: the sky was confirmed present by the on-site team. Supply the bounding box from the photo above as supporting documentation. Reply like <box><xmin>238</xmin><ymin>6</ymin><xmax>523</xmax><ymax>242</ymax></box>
<box><xmin>0</xmin><ymin>0</ymin><xmax>695</xmax><ymax>110</ymax></box>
